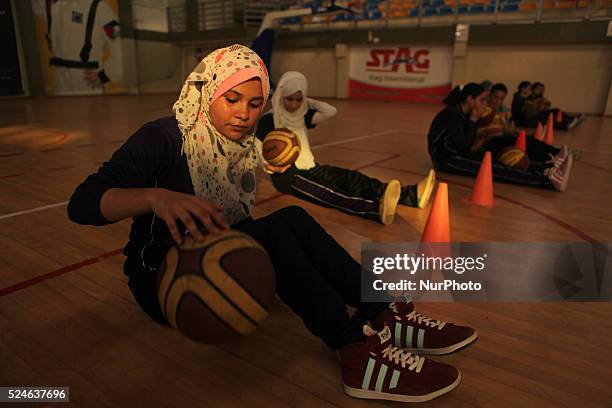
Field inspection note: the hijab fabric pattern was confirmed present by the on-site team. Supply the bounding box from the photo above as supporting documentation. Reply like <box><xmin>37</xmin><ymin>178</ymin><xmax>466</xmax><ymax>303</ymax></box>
<box><xmin>173</xmin><ymin>44</ymin><xmax>269</xmax><ymax>225</ymax></box>
<box><xmin>271</xmin><ymin>71</ymin><xmax>316</xmax><ymax>170</ymax></box>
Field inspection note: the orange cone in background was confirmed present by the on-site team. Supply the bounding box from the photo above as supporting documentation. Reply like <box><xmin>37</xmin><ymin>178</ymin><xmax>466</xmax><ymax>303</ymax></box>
<box><xmin>421</xmin><ymin>182</ymin><xmax>450</xmax><ymax>243</ymax></box>
<box><xmin>556</xmin><ymin>110</ymin><xmax>563</xmax><ymax>123</ymax></box>
<box><xmin>534</xmin><ymin>122</ymin><xmax>544</xmax><ymax>141</ymax></box>
<box><xmin>469</xmin><ymin>151</ymin><xmax>494</xmax><ymax>208</ymax></box>
<box><xmin>545</xmin><ymin>112</ymin><xmax>555</xmax><ymax>145</ymax></box>
<box><xmin>515</xmin><ymin>130</ymin><xmax>527</xmax><ymax>152</ymax></box>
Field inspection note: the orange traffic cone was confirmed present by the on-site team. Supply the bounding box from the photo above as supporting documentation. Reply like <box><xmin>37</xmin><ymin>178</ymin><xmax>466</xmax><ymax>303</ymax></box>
<box><xmin>470</xmin><ymin>151</ymin><xmax>494</xmax><ymax>208</ymax></box>
<box><xmin>545</xmin><ymin>112</ymin><xmax>555</xmax><ymax>145</ymax></box>
<box><xmin>556</xmin><ymin>110</ymin><xmax>563</xmax><ymax>123</ymax></box>
<box><xmin>515</xmin><ymin>130</ymin><xmax>527</xmax><ymax>152</ymax></box>
<box><xmin>534</xmin><ymin>122</ymin><xmax>544</xmax><ymax>141</ymax></box>
<box><xmin>419</xmin><ymin>183</ymin><xmax>451</xmax><ymax>291</ymax></box>
<box><xmin>421</xmin><ymin>182</ymin><xmax>450</xmax><ymax>243</ymax></box>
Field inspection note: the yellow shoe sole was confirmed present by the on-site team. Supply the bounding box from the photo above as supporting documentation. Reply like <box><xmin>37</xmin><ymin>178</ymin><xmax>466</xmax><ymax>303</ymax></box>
<box><xmin>417</xmin><ymin>169</ymin><xmax>436</xmax><ymax>209</ymax></box>
<box><xmin>380</xmin><ymin>179</ymin><xmax>401</xmax><ymax>225</ymax></box>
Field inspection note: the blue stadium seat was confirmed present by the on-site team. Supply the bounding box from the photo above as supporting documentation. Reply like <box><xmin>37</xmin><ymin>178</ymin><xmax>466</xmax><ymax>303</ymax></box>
<box><xmin>438</xmin><ymin>6</ymin><xmax>454</xmax><ymax>15</ymax></box>
<box><xmin>485</xmin><ymin>4</ymin><xmax>496</xmax><ymax>12</ymax></box>
<box><xmin>432</xmin><ymin>0</ymin><xmax>445</xmax><ymax>6</ymax></box>
<box><xmin>469</xmin><ymin>4</ymin><xmax>485</xmax><ymax>12</ymax></box>
<box><xmin>501</xmin><ymin>3</ymin><xmax>519</xmax><ymax>11</ymax></box>
<box><xmin>281</xmin><ymin>17</ymin><xmax>300</xmax><ymax>25</ymax></box>
<box><xmin>423</xmin><ymin>6</ymin><xmax>438</xmax><ymax>15</ymax></box>
<box><xmin>409</xmin><ymin>8</ymin><xmax>420</xmax><ymax>17</ymax></box>
<box><xmin>458</xmin><ymin>5</ymin><xmax>469</xmax><ymax>13</ymax></box>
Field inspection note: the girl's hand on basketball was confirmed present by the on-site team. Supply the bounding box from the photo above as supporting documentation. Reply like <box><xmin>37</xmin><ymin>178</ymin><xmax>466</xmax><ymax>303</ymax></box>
<box><xmin>264</xmin><ymin>163</ymin><xmax>291</xmax><ymax>174</ymax></box>
<box><xmin>148</xmin><ymin>188</ymin><xmax>229</xmax><ymax>244</ymax></box>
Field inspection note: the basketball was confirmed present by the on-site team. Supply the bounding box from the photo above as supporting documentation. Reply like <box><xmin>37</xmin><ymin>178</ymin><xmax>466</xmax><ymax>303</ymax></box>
<box><xmin>157</xmin><ymin>230</ymin><xmax>276</xmax><ymax>343</ymax></box>
<box><xmin>496</xmin><ymin>146</ymin><xmax>530</xmax><ymax>171</ymax></box>
<box><xmin>262</xmin><ymin>128</ymin><xmax>300</xmax><ymax>167</ymax></box>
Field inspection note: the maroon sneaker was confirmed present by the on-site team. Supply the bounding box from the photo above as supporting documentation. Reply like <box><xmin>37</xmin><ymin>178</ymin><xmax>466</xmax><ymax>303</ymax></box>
<box><xmin>372</xmin><ymin>302</ymin><xmax>478</xmax><ymax>355</ymax></box>
<box><xmin>339</xmin><ymin>325</ymin><xmax>461</xmax><ymax>403</ymax></box>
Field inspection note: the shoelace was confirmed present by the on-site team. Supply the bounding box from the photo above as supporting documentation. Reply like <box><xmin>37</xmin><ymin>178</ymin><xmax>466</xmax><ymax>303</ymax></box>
<box><xmin>546</xmin><ymin>153</ymin><xmax>564</xmax><ymax>168</ymax></box>
<box><xmin>382</xmin><ymin>345</ymin><xmax>425</xmax><ymax>372</ymax></box>
<box><xmin>405</xmin><ymin>310</ymin><xmax>447</xmax><ymax>330</ymax></box>
<box><xmin>544</xmin><ymin>163</ymin><xmax>567</xmax><ymax>183</ymax></box>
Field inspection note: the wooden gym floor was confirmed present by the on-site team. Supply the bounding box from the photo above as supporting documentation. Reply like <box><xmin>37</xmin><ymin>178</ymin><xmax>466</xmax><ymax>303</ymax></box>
<box><xmin>1</xmin><ymin>94</ymin><xmax>611</xmax><ymax>407</ymax></box>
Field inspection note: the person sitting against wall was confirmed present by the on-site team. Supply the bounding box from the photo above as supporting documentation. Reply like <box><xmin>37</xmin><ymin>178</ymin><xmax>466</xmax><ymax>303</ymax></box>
<box><xmin>511</xmin><ymin>80</ymin><xmax>531</xmax><ymax>126</ymax></box>
<box><xmin>427</xmin><ymin>83</ymin><xmax>574</xmax><ymax>192</ymax></box>
<box><xmin>516</xmin><ymin>82</ymin><xmax>583</xmax><ymax>131</ymax></box>
<box><xmin>474</xmin><ymin>83</ymin><xmax>575</xmax><ymax>165</ymax></box>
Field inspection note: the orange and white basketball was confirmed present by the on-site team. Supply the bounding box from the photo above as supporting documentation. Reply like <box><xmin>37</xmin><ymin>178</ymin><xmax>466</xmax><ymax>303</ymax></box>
<box><xmin>496</xmin><ymin>146</ymin><xmax>530</xmax><ymax>171</ymax></box>
<box><xmin>262</xmin><ymin>128</ymin><xmax>301</xmax><ymax>167</ymax></box>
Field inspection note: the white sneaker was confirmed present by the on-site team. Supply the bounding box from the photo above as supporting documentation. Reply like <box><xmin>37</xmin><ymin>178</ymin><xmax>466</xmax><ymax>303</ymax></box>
<box><xmin>545</xmin><ymin>154</ymin><xmax>573</xmax><ymax>192</ymax></box>
<box><xmin>567</xmin><ymin>117</ymin><xmax>580</xmax><ymax>130</ymax></box>
<box><xmin>546</xmin><ymin>146</ymin><xmax>569</xmax><ymax>168</ymax></box>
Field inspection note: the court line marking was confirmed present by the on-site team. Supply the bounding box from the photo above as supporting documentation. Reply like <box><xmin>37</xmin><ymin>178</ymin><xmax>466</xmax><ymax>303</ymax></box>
<box><xmin>0</xmin><ymin>129</ymin><xmax>403</xmax><ymax>221</ymax></box>
<box><xmin>0</xmin><ymin>152</ymin><xmax>25</xmax><ymax>157</ymax></box>
<box><xmin>0</xmin><ymin>201</ymin><xmax>69</xmax><ymax>221</ymax></box>
<box><xmin>311</xmin><ymin>128</ymin><xmax>401</xmax><ymax>150</ymax></box>
<box><xmin>0</xmin><ymin>154</ymin><xmax>399</xmax><ymax>297</ymax></box>
<box><xmin>575</xmin><ymin>160</ymin><xmax>612</xmax><ymax>175</ymax></box>
<box><xmin>0</xmin><ymin>173</ymin><xmax>26</xmax><ymax>180</ymax></box>
<box><xmin>330</xmin><ymin>145</ymin><xmax>612</xmax><ymax>176</ymax></box>
<box><xmin>0</xmin><ymin>249</ymin><xmax>123</xmax><ymax>297</ymax></box>
<box><xmin>570</xmin><ymin>148</ymin><xmax>612</xmax><ymax>154</ymax></box>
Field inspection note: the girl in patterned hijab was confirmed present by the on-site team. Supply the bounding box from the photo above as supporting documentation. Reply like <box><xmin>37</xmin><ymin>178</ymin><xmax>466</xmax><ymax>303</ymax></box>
<box><xmin>173</xmin><ymin>44</ymin><xmax>270</xmax><ymax>225</ymax></box>
<box><xmin>68</xmin><ymin>45</ymin><xmax>476</xmax><ymax>401</ymax></box>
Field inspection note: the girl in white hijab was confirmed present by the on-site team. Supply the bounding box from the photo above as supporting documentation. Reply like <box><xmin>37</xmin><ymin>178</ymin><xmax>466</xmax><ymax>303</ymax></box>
<box><xmin>270</xmin><ymin>71</ymin><xmax>324</xmax><ymax>170</ymax></box>
<box><xmin>256</xmin><ymin>71</ymin><xmax>436</xmax><ymax>225</ymax></box>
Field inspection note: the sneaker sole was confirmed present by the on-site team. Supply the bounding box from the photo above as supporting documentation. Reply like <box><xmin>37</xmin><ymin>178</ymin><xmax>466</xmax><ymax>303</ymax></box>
<box><xmin>343</xmin><ymin>371</ymin><xmax>461</xmax><ymax>403</ymax></box>
<box><xmin>403</xmin><ymin>331</ymin><xmax>478</xmax><ymax>355</ymax></box>
<box><xmin>417</xmin><ymin>169</ymin><xmax>436</xmax><ymax>209</ymax></box>
<box><xmin>380</xmin><ymin>180</ymin><xmax>401</xmax><ymax>225</ymax></box>
<box><xmin>558</xmin><ymin>154</ymin><xmax>573</xmax><ymax>192</ymax></box>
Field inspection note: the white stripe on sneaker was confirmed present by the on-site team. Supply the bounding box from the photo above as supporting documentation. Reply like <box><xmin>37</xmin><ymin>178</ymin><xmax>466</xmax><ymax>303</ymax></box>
<box><xmin>406</xmin><ymin>325</ymin><xmax>414</xmax><ymax>348</ymax></box>
<box><xmin>417</xmin><ymin>329</ymin><xmax>425</xmax><ymax>349</ymax></box>
<box><xmin>389</xmin><ymin>369</ymin><xmax>401</xmax><ymax>390</ymax></box>
<box><xmin>375</xmin><ymin>364</ymin><xmax>389</xmax><ymax>392</ymax></box>
<box><xmin>395</xmin><ymin>322</ymin><xmax>402</xmax><ymax>348</ymax></box>
<box><xmin>362</xmin><ymin>358</ymin><xmax>376</xmax><ymax>390</ymax></box>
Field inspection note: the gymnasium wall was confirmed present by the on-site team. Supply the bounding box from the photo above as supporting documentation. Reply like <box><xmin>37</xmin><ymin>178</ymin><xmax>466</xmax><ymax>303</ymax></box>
<box><xmin>269</xmin><ymin>43</ymin><xmax>612</xmax><ymax>114</ymax></box>
<box><xmin>12</xmin><ymin>0</ymin><xmax>611</xmax><ymax>113</ymax></box>
<box><xmin>456</xmin><ymin>45</ymin><xmax>612</xmax><ymax>114</ymax></box>
<box><xmin>271</xmin><ymin>49</ymin><xmax>337</xmax><ymax>98</ymax></box>
<box><xmin>605</xmin><ymin>80</ymin><xmax>612</xmax><ymax>116</ymax></box>
<box><xmin>133</xmin><ymin>40</ymin><xmax>183</xmax><ymax>94</ymax></box>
